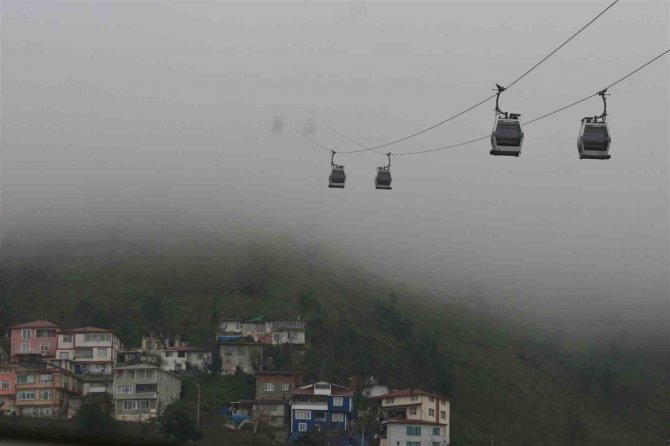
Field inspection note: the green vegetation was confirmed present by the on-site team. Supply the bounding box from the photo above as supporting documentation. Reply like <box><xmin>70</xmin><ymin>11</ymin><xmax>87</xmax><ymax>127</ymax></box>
<box><xmin>0</xmin><ymin>231</ymin><xmax>669</xmax><ymax>445</ymax></box>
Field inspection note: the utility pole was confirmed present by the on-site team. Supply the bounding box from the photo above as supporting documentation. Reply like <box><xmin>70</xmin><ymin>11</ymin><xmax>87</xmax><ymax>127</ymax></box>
<box><xmin>196</xmin><ymin>384</ymin><xmax>201</xmax><ymax>427</ymax></box>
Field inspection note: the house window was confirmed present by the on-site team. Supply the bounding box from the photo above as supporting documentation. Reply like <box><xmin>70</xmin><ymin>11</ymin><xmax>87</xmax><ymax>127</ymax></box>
<box><xmin>21</xmin><ymin>329</ymin><xmax>31</xmax><ymax>340</ymax></box>
<box><xmin>17</xmin><ymin>374</ymin><xmax>35</xmax><ymax>384</ymax></box>
<box><xmin>177</xmin><ymin>351</ymin><xmax>186</xmax><ymax>358</ymax></box>
<box><xmin>197</xmin><ymin>353</ymin><xmax>204</xmax><ymax>359</ymax></box>
<box><xmin>39</xmin><ymin>390</ymin><xmax>52</xmax><ymax>400</ymax></box>
<box><xmin>59</xmin><ymin>352</ymin><xmax>70</xmax><ymax>359</ymax></box>
<box><xmin>165</xmin><ymin>352</ymin><xmax>173</xmax><ymax>357</ymax></box>
<box><xmin>331</xmin><ymin>413</ymin><xmax>344</xmax><ymax>423</ymax></box>
<box><xmin>294</xmin><ymin>410</ymin><xmax>310</xmax><ymax>420</ymax></box>
<box><xmin>125</xmin><ymin>371</ymin><xmax>135</xmax><ymax>379</ymax></box>
<box><xmin>281</xmin><ymin>383</ymin><xmax>290</xmax><ymax>392</ymax></box>
<box><xmin>406</xmin><ymin>426</ymin><xmax>421</xmax><ymax>436</ymax></box>
<box><xmin>85</xmin><ymin>333</ymin><xmax>99</xmax><ymax>343</ymax></box>
<box><xmin>314</xmin><ymin>412</ymin><xmax>326</xmax><ymax>421</ymax></box>
<box><xmin>332</xmin><ymin>397</ymin><xmax>343</xmax><ymax>406</ymax></box>
<box><xmin>406</xmin><ymin>442</ymin><xmax>421</xmax><ymax>446</ymax></box>
<box><xmin>40</xmin><ymin>374</ymin><xmax>53</xmax><ymax>384</ymax></box>
<box><xmin>441</xmin><ymin>411</ymin><xmax>446</xmax><ymax>419</ymax></box>
<box><xmin>17</xmin><ymin>390</ymin><xmax>36</xmax><ymax>400</ymax></box>
<box><xmin>123</xmin><ymin>400</ymin><xmax>151</xmax><ymax>410</ymax></box>
<box><xmin>21</xmin><ymin>343</ymin><xmax>31</xmax><ymax>353</ymax></box>
<box><xmin>145</xmin><ymin>370</ymin><xmax>154</xmax><ymax>379</ymax></box>
<box><xmin>76</xmin><ymin>348</ymin><xmax>93</xmax><ymax>358</ymax></box>
<box><xmin>117</xmin><ymin>385</ymin><xmax>133</xmax><ymax>395</ymax></box>
<box><xmin>40</xmin><ymin>343</ymin><xmax>50</xmax><ymax>353</ymax></box>
<box><xmin>264</xmin><ymin>383</ymin><xmax>275</xmax><ymax>392</ymax></box>
<box><xmin>410</xmin><ymin>395</ymin><xmax>419</xmax><ymax>402</ymax></box>
<box><xmin>99</xmin><ymin>333</ymin><xmax>112</xmax><ymax>342</ymax></box>
<box><xmin>385</xmin><ymin>397</ymin><xmax>394</xmax><ymax>404</ymax></box>
<box><xmin>0</xmin><ymin>381</ymin><xmax>9</xmax><ymax>390</ymax></box>
<box><xmin>441</xmin><ymin>399</ymin><xmax>446</xmax><ymax>406</ymax></box>
<box><xmin>19</xmin><ymin>390</ymin><xmax>38</xmax><ymax>401</ymax></box>
<box><xmin>97</xmin><ymin>348</ymin><xmax>107</xmax><ymax>357</ymax></box>
<box><xmin>433</xmin><ymin>427</ymin><xmax>441</xmax><ymax>435</ymax></box>
<box><xmin>409</xmin><ymin>407</ymin><xmax>417</xmax><ymax>415</ymax></box>
<box><xmin>428</xmin><ymin>396</ymin><xmax>435</xmax><ymax>402</ymax></box>
<box><xmin>433</xmin><ymin>443</ymin><xmax>441</xmax><ymax>446</ymax></box>
<box><xmin>298</xmin><ymin>423</ymin><xmax>307</xmax><ymax>432</ymax></box>
<box><xmin>62</xmin><ymin>334</ymin><xmax>73</xmax><ymax>343</ymax></box>
<box><xmin>136</xmin><ymin>383</ymin><xmax>157</xmax><ymax>393</ymax></box>
<box><xmin>429</xmin><ymin>408</ymin><xmax>435</xmax><ymax>417</ymax></box>
<box><xmin>36</xmin><ymin>329</ymin><xmax>54</xmax><ymax>338</ymax></box>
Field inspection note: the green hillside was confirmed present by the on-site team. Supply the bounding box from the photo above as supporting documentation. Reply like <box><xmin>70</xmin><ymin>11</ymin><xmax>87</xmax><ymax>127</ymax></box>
<box><xmin>0</xmin><ymin>230</ymin><xmax>668</xmax><ymax>445</ymax></box>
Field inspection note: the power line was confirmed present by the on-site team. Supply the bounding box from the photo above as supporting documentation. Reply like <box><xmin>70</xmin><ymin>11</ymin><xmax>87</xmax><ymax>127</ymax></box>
<box><xmin>322</xmin><ymin>122</ymin><xmax>387</xmax><ymax>156</ymax></box>
<box><xmin>292</xmin><ymin>124</ymin><xmax>332</xmax><ymax>153</ymax></box>
<box><xmin>331</xmin><ymin>0</ymin><xmax>622</xmax><ymax>154</ymax></box>
<box><xmin>391</xmin><ymin>48</ymin><xmax>669</xmax><ymax>157</ymax></box>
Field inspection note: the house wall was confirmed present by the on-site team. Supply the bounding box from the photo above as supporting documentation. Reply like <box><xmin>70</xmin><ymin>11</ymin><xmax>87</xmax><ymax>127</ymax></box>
<box><xmin>290</xmin><ymin>395</ymin><xmax>353</xmax><ymax>434</ymax></box>
<box><xmin>255</xmin><ymin>375</ymin><xmax>298</xmax><ymax>401</ymax></box>
<box><xmin>113</xmin><ymin>367</ymin><xmax>181</xmax><ymax>421</ymax></box>
<box><xmin>385</xmin><ymin>423</ymin><xmax>449</xmax><ymax>446</ymax></box>
<box><xmin>0</xmin><ymin>368</ymin><xmax>16</xmax><ymax>409</ymax></box>
<box><xmin>382</xmin><ymin>394</ymin><xmax>449</xmax><ymax>424</ymax></box>
<box><xmin>219</xmin><ymin>344</ymin><xmax>263</xmax><ymax>375</ymax></box>
<box><xmin>11</xmin><ymin>327</ymin><xmax>58</xmax><ymax>357</ymax></box>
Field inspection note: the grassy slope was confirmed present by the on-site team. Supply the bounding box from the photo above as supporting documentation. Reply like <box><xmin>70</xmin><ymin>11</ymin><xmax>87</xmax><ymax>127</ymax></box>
<box><xmin>1</xmin><ymin>233</ymin><xmax>668</xmax><ymax>445</ymax></box>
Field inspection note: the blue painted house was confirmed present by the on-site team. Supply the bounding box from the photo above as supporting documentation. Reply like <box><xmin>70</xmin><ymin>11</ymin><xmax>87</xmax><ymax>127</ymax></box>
<box><xmin>289</xmin><ymin>381</ymin><xmax>355</xmax><ymax>444</ymax></box>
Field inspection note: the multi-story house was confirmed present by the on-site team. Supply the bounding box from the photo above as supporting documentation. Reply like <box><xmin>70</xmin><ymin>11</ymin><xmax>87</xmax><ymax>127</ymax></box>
<box><xmin>0</xmin><ymin>364</ymin><xmax>17</xmax><ymax>414</ymax></box>
<box><xmin>56</xmin><ymin>327</ymin><xmax>121</xmax><ymax>375</ymax></box>
<box><xmin>112</xmin><ymin>364</ymin><xmax>181</xmax><ymax>422</ymax></box>
<box><xmin>218</xmin><ymin>316</ymin><xmax>306</xmax><ymax>346</ymax></box>
<box><xmin>12</xmin><ymin>355</ymin><xmax>80</xmax><ymax>417</ymax></box>
<box><xmin>373</xmin><ymin>389</ymin><xmax>450</xmax><ymax>446</ymax></box>
<box><xmin>289</xmin><ymin>381</ymin><xmax>355</xmax><ymax>445</ymax></box>
<box><xmin>9</xmin><ymin>321</ymin><xmax>59</xmax><ymax>358</ymax></box>
<box><xmin>219</xmin><ymin>338</ymin><xmax>263</xmax><ymax>375</ymax></box>
<box><xmin>161</xmin><ymin>346</ymin><xmax>211</xmax><ymax>373</ymax></box>
<box><xmin>241</xmin><ymin>371</ymin><xmax>302</xmax><ymax>427</ymax></box>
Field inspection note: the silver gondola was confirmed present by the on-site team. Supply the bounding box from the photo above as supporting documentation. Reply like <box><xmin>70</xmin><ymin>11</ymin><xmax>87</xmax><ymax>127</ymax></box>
<box><xmin>578</xmin><ymin>89</ymin><xmax>611</xmax><ymax>160</ymax></box>
<box><xmin>490</xmin><ymin>84</ymin><xmax>524</xmax><ymax>157</ymax></box>
<box><xmin>328</xmin><ymin>151</ymin><xmax>346</xmax><ymax>189</ymax></box>
<box><xmin>273</xmin><ymin>109</ymin><xmax>284</xmax><ymax>134</ymax></box>
<box><xmin>375</xmin><ymin>153</ymin><xmax>392</xmax><ymax>190</ymax></box>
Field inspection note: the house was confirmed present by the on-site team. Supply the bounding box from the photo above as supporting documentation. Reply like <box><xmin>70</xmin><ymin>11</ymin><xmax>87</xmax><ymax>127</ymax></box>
<box><xmin>372</xmin><ymin>389</ymin><xmax>450</xmax><ymax>446</ymax></box>
<box><xmin>219</xmin><ymin>338</ymin><xmax>263</xmax><ymax>375</ymax></box>
<box><xmin>11</xmin><ymin>355</ymin><xmax>80</xmax><ymax>418</ymax></box>
<box><xmin>9</xmin><ymin>321</ymin><xmax>59</xmax><ymax>358</ymax></box>
<box><xmin>161</xmin><ymin>346</ymin><xmax>211</xmax><ymax>373</ymax></box>
<box><xmin>112</xmin><ymin>364</ymin><xmax>181</xmax><ymax>422</ymax></box>
<box><xmin>289</xmin><ymin>381</ymin><xmax>355</xmax><ymax>445</ymax></box>
<box><xmin>56</xmin><ymin>327</ymin><xmax>121</xmax><ymax>375</ymax></box>
<box><xmin>218</xmin><ymin>315</ymin><xmax>306</xmax><ymax>346</ymax></box>
<box><xmin>0</xmin><ymin>364</ymin><xmax>17</xmax><ymax>415</ymax></box>
<box><xmin>241</xmin><ymin>371</ymin><xmax>302</xmax><ymax>427</ymax></box>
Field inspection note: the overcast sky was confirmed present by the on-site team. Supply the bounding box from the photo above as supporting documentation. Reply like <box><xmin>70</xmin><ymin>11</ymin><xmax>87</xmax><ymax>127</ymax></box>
<box><xmin>1</xmin><ymin>1</ymin><xmax>668</xmax><ymax>341</ymax></box>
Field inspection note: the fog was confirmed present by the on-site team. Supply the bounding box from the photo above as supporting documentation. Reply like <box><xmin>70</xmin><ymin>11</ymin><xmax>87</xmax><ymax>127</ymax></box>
<box><xmin>1</xmin><ymin>1</ymin><xmax>668</xmax><ymax>344</ymax></box>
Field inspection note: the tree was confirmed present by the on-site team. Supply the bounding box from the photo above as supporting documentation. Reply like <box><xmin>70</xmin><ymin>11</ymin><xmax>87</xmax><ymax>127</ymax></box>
<box><xmin>77</xmin><ymin>403</ymin><xmax>116</xmax><ymax>436</ymax></box>
<box><xmin>161</xmin><ymin>401</ymin><xmax>202</xmax><ymax>442</ymax></box>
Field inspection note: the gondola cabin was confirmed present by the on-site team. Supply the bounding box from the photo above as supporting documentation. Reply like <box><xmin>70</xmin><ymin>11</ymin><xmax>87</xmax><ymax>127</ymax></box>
<box><xmin>577</xmin><ymin>118</ymin><xmax>611</xmax><ymax>159</ymax></box>
<box><xmin>490</xmin><ymin>113</ymin><xmax>524</xmax><ymax>157</ymax></box>
<box><xmin>329</xmin><ymin>166</ymin><xmax>346</xmax><ymax>188</ymax></box>
<box><xmin>375</xmin><ymin>167</ymin><xmax>391</xmax><ymax>190</ymax></box>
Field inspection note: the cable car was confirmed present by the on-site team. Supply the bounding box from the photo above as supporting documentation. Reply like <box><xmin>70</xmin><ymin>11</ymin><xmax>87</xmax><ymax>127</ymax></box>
<box><xmin>273</xmin><ymin>110</ymin><xmax>284</xmax><ymax>134</ymax></box>
<box><xmin>375</xmin><ymin>153</ymin><xmax>392</xmax><ymax>190</ymax></box>
<box><xmin>329</xmin><ymin>151</ymin><xmax>345</xmax><ymax>189</ymax></box>
<box><xmin>578</xmin><ymin>89</ymin><xmax>611</xmax><ymax>160</ymax></box>
<box><xmin>490</xmin><ymin>84</ymin><xmax>523</xmax><ymax>157</ymax></box>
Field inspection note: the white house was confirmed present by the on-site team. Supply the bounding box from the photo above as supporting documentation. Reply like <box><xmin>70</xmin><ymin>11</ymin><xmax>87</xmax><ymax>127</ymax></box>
<box><xmin>55</xmin><ymin>327</ymin><xmax>121</xmax><ymax>375</ymax></box>
<box><xmin>160</xmin><ymin>346</ymin><xmax>210</xmax><ymax>373</ymax></box>
<box><xmin>373</xmin><ymin>389</ymin><xmax>450</xmax><ymax>446</ymax></box>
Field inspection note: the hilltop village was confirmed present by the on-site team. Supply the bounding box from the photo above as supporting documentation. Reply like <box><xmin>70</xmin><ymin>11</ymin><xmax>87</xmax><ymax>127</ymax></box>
<box><xmin>0</xmin><ymin>317</ymin><xmax>450</xmax><ymax>446</ymax></box>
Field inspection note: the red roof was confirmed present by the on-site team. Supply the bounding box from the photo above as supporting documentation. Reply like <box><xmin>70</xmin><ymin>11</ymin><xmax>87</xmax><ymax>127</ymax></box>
<box><xmin>292</xmin><ymin>382</ymin><xmax>353</xmax><ymax>397</ymax></box>
<box><xmin>9</xmin><ymin>320</ymin><xmax>59</xmax><ymax>329</ymax></box>
<box><xmin>372</xmin><ymin>388</ymin><xmax>446</xmax><ymax>401</ymax></box>
<box><xmin>255</xmin><ymin>371</ymin><xmax>300</xmax><ymax>376</ymax></box>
